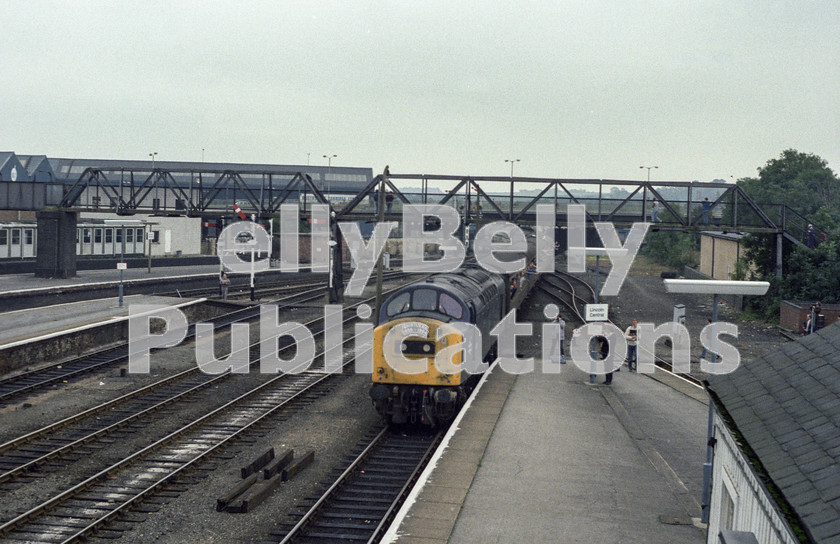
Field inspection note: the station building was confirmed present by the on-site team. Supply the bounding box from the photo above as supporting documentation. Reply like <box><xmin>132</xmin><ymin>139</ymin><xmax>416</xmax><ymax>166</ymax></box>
<box><xmin>704</xmin><ymin>322</ymin><xmax>840</xmax><ymax>544</ymax></box>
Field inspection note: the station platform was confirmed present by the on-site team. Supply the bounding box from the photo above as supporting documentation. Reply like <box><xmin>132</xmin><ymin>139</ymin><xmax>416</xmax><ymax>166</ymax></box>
<box><xmin>0</xmin><ymin>295</ymin><xmax>203</xmax><ymax>348</ymax></box>
<box><xmin>383</xmin><ymin>360</ymin><xmax>709</xmax><ymax>544</ymax></box>
<box><xmin>0</xmin><ymin>264</ymin><xmax>226</xmax><ymax>295</ymax></box>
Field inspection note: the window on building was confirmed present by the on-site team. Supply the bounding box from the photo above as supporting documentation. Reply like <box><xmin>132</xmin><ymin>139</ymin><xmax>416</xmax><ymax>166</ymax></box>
<box><xmin>83</xmin><ymin>229</ymin><xmax>91</xmax><ymax>244</ymax></box>
<box><xmin>720</xmin><ymin>483</ymin><xmax>735</xmax><ymax>532</ymax></box>
<box><xmin>152</xmin><ymin>230</ymin><xmax>160</xmax><ymax>243</ymax></box>
<box><xmin>105</xmin><ymin>229</ymin><xmax>113</xmax><ymax>243</ymax></box>
<box><xmin>94</xmin><ymin>229</ymin><xmax>102</xmax><ymax>244</ymax></box>
<box><xmin>126</xmin><ymin>228</ymin><xmax>134</xmax><ymax>243</ymax></box>
<box><xmin>0</xmin><ymin>230</ymin><xmax>7</xmax><ymax>246</ymax></box>
<box><xmin>24</xmin><ymin>229</ymin><xmax>33</xmax><ymax>245</ymax></box>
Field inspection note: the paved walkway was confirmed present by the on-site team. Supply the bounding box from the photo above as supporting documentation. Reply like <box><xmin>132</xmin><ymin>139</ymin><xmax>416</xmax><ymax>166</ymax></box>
<box><xmin>384</xmin><ymin>361</ymin><xmax>708</xmax><ymax>543</ymax></box>
<box><xmin>0</xmin><ymin>295</ymin><xmax>200</xmax><ymax>347</ymax></box>
<box><xmin>0</xmin><ymin>265</ymin><xmax>226</xmax><ymax>294</ymax></box>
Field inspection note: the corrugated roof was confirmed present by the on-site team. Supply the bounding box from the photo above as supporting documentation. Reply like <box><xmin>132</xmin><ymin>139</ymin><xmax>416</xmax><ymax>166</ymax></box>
<box><xmin>706</xmin><ymin>322</ymin><xmax>840</xmax><ymax>544</ymax></box>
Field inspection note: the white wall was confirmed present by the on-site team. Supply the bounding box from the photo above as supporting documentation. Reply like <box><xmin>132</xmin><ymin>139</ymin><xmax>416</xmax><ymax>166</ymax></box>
<box><xmin>707</xmin><ymin>411</ymin><xmax>798</xmax><ymax>544</ymax></box>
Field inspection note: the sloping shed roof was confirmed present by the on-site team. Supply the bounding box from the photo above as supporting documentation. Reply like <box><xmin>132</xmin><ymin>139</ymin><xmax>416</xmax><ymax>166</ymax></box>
<box><xmin>18</xmin><ymin>155</ymin><xmax>57</xmax><ymax>181</ymax></box>
<box><xmin>706</xmin><ymin>322</ymin><xmax>840</xmax><ymax>544</ymax></box>
<box><xmin>0</xmin><ymin>152</ymin><xmax>31</xmax><ymax>182</ymax></box>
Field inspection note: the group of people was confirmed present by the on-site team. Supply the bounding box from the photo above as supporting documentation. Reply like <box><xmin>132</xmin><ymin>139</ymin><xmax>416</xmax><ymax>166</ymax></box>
<box><xmin>510</xmin><ymin>259</ymin><xmax>538</xmax><ymax>298</ymax></box>
<box><xmin>370</xmin><ymin>190</ymin><xmax>395</xmax><ymax>215</ymax></box>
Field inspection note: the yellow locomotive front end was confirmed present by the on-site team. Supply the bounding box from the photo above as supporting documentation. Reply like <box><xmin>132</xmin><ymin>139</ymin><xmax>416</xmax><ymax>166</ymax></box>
<box><xmin>369</xmin><ymin>317</ymin><xmax>467</xmax><ymax>426</ymax></box>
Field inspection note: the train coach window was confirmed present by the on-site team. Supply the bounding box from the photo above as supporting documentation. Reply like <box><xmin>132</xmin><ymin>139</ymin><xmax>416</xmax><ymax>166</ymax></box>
<box><xmin>24</xmin><ymin>229</ymin><xmax>34</xmax><ymax>245</ymax></box>
<box><xmin>105</xmin><ymin>229</ymin><xmax>113</xmax><ymax>243</ymax></box>
<box><xmin>0</xmin><ymin>230</ymin><xmax>7</xmax><ymax>246</ymax></box>
<box><xmin>439</xmin><ymin>293</ymin><xmax>463</xmax><ymax>319</ymax></box>
<box><xmin>94</xmin><ymin>229</ymin><xmax>102</xmax><ymax>244</ymax></box>
<box><xmin>413</xmin><ymin>289</ymin><xmax>437</xmax><ymax>311</ymax></box>
<box><xmin>387</xmin><ymin>292</ymin><xmax>411</xmax><ymax>316</ymax></box>
<box><xmin>126</xmin><ymin>228</ymin><xmax>134</xmax><ymax>243</ymax></box>
<box><xmin>83</xmin><ymin>229</ymin><xmax>90</xmax><ymax>244</ymax></box>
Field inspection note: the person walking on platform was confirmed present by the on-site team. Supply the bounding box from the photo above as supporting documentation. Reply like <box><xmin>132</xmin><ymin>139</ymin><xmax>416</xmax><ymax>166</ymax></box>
<box><xmin>624</xmin><ymin>318</ymin><xmax>638</xmax><ymax>371</ymax></box>
<box><xmin>220</xmin><ymin>272</ymin><xmax>231</xmax><ymax>301</ymax></box>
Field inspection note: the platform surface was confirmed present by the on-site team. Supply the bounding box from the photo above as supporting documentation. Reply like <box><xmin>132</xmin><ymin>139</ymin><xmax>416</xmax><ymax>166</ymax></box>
<box><xmin>385</xmin><ymin>360</ymin><xmax>709</xmax><ymax>544</ymax></box>
<box><xmin>0</xmin><ymin>264</ymin><xmax>226</xmax><ymax>294</ymax></box>
<box><xmin>0</xmin><ymin>295</ymin><xmax>199</xmax><ymax>347</ymax></box>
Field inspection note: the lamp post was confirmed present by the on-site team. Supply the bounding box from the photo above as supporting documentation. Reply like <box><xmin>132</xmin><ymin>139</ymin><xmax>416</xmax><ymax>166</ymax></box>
<box><xmin>505</xmin><ymin>159</ymin><xmax>520</xmax><ymax>219</ymax></box>
<box><xmin>640</xmin><ymin>165</ymin><xmax>658</xmax><ymax>182</ymax></box>
<box><xmin>662</xmin><ymin>278</ymin><xmax>770</xmax><ymax>525</ymax></box>
<box><xmin>323</xmin><ymin>154</ymin><xmax>336</xmax><ymax>199</ymax></box>
<box><xmin>149</xmin><ymin>152</ymin><xmax>158</xmax><ymax>169</ymax></box>
<box><xmin>505</xmin><ymin>158</ymin><xmax>520</xmax><ymax>177</ymax></box>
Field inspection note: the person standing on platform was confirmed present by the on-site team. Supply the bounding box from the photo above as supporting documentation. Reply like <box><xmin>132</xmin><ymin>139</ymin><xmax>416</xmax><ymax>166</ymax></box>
<box><xmin>220</xmin><ymin>272</ymin><xmax>231</xmax><ymax>301</ymax></box>
<box><xmin>624</xmin><ymin>318</ymin><xmax>638</xmax><ymax>371</ymax></box>
<box><xmin>600</xmin><ymin>336</ymin><xmax>613</xmax><ymax>385</ymax></box>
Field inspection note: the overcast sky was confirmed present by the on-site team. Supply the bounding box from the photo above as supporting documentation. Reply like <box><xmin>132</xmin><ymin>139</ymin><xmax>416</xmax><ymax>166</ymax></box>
<box><xmin>2</xmin><ymin>1</ymin><xmax>838</xmax><ymax>182</ymax></box>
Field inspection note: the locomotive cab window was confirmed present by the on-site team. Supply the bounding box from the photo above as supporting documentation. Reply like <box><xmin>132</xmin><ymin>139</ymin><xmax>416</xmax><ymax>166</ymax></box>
<box><xmin>438</xmin><ymin>293</ymin><xmax>463</xmax><ymax>319</ymax></box>
<box><xmin>387</xmin><ymin>292</ymin><xmax>411</xmax><ymax>317</ymax></box>
<box><xmin>412</xmin><ymin>289</ymin><xmax>437</xmax><ymax>311</ymax></box>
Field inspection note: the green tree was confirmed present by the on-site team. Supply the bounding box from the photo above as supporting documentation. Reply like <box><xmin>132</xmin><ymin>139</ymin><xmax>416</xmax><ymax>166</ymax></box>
<box><xmin>736</xmin><ymin>150</ymin><xmax>840</xmax><ymax>320</ymax></box>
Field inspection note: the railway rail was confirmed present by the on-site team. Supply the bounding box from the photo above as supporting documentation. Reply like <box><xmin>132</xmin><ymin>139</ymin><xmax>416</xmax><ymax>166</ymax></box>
<box><xmin>0</xmin><ymin>280</ymin><xmax>421</xmax><ymax>543</ymax></box>
<box><xmin>537</xmin><ymin>271</ymin><xmax>703</xmax><ymax>388</ymax></box>
<box><xmin>273</xmin><ymin>427</ymin><xmax>442</xmax><ymax>544</ymax></box>
<box><xmin>0</xmin><ymin>275</ymin><xmax>420</xmax><ymax>495</ymax></box>
<box><xmin>0</xmin><ymin>271</ymin><xmax>406</xmax><ymax>404</ymax></box>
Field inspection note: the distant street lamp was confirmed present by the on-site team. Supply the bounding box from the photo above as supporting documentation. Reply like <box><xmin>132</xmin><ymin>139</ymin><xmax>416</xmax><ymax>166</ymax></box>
<box><xmin>505</xmin><ymin>159</ymin><xmax>520</xmax><ymax>218</ymax></box>
<box><xmin>640</xmin><ymin>165</ymin><xmax>658</xmax><ymax>182</ymax></box>
<box><xmin>149</xmin><ymin>152</ymin><xmax>158</xmax><ymax>170</ymax></box>
<box><xmin>505</xmin><ymin>158</ymin><xmax>520</xmax><ymax>177</ymax></box>
<box><xmin>323</xmin><ymin>154</ymin><xmax>337</xmax><ymax>198</ymax></box>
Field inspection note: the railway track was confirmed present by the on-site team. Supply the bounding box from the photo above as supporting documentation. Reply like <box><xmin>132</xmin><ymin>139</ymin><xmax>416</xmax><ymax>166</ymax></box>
<box><xmin>0</xmin><ymin>275</ymin><xmax>421</xmax><ymax>495</ymax></box>
<box><xmin>0</xmin><ymin>271</ymin><xmax>407</xmax><ymax>405</ymax></box>
<box><xmin>0</xmin><ymin>293</ymin><xmax>392</xmax><ymax>543</ymax></box>
<box><xmin>537</xmin><ymin>271</ymin><xmax>703</xmax><ymax>387</ymax></box>
<box><xmin>0</xmin><ymin>286</ymin><xmax>322</xmax><ymax>405</ymax></box>
<box><xmin>272</xmin><ymin>427</ymin><xmax>443</xmax><ymax>544</ymax></box>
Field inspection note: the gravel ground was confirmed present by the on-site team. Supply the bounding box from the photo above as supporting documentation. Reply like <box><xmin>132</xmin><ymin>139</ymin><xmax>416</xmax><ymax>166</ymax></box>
<box><xmin>0</xmin><ymin>275</ymin><xmax>416</xmax><ymax>541</ymax></box>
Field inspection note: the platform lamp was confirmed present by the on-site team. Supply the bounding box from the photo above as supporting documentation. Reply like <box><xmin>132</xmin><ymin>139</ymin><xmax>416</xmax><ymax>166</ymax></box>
<box><xmin>105</xmin><ymin>219</ymin><xmax>143</xmax><ymax>308</ymax></box>
<box><xmin>662</xmin><ymin>278</ymin><xmax>769</xmax><ymax>526</ymax></box>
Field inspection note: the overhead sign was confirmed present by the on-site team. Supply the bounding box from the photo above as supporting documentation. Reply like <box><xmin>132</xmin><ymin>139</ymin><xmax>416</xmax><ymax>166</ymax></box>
<box><xmin>116</xmin><ymin>262</ymin><xmax>128</xmax><ymax>270</ymax></box>
<box><xmin>585</xmin><ymin>303</ymin><xmax>609</xmax><ymax>321</ymax></box>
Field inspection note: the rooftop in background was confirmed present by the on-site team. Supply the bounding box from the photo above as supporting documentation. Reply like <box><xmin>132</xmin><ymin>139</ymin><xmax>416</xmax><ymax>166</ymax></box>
<box><xmin>706</xmin><ymin>321</ymin><xmax>840</xmax><ymax>544</ymax></box>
